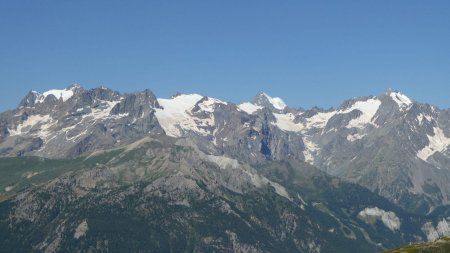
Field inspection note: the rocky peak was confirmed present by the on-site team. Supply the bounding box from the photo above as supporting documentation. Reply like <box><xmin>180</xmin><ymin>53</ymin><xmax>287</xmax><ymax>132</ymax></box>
<box><xmin>382</xmin><ymin>89</ymin><xmax>414</xmax><ymax>111</ymax></box>
<box><xmin>18</xmin><ymin>84</ymin><xmax>86</xmax><ymax>109</ymax></box>
<box><xmin>253</xmin><ymin>92</ymin><xmax>287</xmax><ymax>111</ymax></box>
<box><xmin>110</xmin><ymin>89</ymin><xmax>161</xmax><ymax>117</ymax></box>
<box><xmin>18</xmin><ymin>91</ymin><xmax>40</xmax><ymax>108</ymax></box>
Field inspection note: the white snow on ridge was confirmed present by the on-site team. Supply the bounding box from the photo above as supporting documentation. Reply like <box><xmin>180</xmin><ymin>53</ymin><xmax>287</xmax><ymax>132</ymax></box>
<box><xmin>390</xmin><ymin>91</ymin><xmax>412</xmax><ymax>110</ymax></box>
<box><xmin>8</xmin><ymin>114</ymin><xmax>56</xmax><ymax>141</ymax></box>
<box><xmin>156</xmin><ymin>94</ymin><xmax>219</xmax><ymax>137</ymax></box>
<box><xmin>198</xmin><ymin>97</ymin><xmax>227</xmax><ymax>112</ymax></box>
<box><xmin>305</xmin><ymin>111</ymin><xmax>336</xmax><ymax>129</ymax></box>
<box><xmin>340</xmin><ymin>98</ymin><xmax>381</xmax><ymax>128</ymax></box>
<box><xmin>270</xmin><ymin>98</ymin><xmax>381</xmax><ymax>163</ymax></box>
<box><xmin>84</xmin><ymin>100</ymin><xmax>121</xmax><ymax>121</ymax></box>
<box><xmin>417</xmin><ymin>113</ymin><xmax>433</xmax><ymax>125</ymax></box>
<box><xmin>272</xmin><ymin>113</ymin><xmax>304</xmax><ymax>132</ymax></box>
<box><xmin>262</xmin><ymin>92</ymin><xmax>287</xmax><ymax>110</ymax></box>
<box><xmin>417</xmin><ymin>127</ymin><xmax>450</xmax><ymax>161</ymax></box>
<box><xmin>273</xmin><ymin>97</ymin><xmax>381</xmax><ymax>132</ymax></box>
<box><xmin>238</xmin><ymin>102</ymin><xmax>262</xmax><ymax>114</ymax></box>
<box><xmin>8</xmin><ymin>99</ymin><xmax>122</xmax><ymax>143</ymax></box>
<box><xmin>346</xmin><ymin>133</ymin><xmax>366</xmax><ymax>142</ymax></box>
<box><xmin>358</xmin><ymin>207</ymin><xmax>401</xmax><ymax>231</ymax></box>
<box><xmin>35</xmin><ymin>86</ymin><xmax>76</xmax><ymax>103</ymax></box>
<box><xmin>8</xmin><ymin>115</ymin><xmax>51</xmax><ymax>136</ymax></box>
<box><xmin>302</xmin><ymin>137</ymin><xmax>319</xmax><ymax>163</ymax></box>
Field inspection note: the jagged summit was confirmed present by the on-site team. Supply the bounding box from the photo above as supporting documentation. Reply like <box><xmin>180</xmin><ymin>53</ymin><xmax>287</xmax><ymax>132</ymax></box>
<box><xmin>30</xmin><ymin>84</ymin><xmax>84</xmax><ymax>103</ymax></box>
<box><xmin>253</xmin><ymin>91</ymin><xmax>287</xmax><ymax>110</ymax></box>
<box><xmin>15</xmin><ymin>85</ymin><xmax>421</xmax><ymax>114</ymax></box>
<box><xmin>388</xmin><ymin>90</ymin><xmax>413</xmax><ymax>109</ymax></box>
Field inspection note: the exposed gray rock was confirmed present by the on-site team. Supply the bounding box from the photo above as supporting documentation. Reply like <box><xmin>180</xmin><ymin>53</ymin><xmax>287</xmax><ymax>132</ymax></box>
<box><xmin>3</xmin><ymin>86</ymin><xmax>450</xmax><ymax>213</ymax></box>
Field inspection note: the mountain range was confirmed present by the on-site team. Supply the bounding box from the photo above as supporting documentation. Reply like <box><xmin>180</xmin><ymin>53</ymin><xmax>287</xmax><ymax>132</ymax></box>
<box><xmin>1</xmin><ymin>84</ymin><xmax>450</xmax><ymax>252</ymax></box>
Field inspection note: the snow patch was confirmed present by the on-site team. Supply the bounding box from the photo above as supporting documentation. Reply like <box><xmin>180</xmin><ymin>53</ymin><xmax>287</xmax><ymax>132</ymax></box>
<box><xmin>8</xmin><ymin>114</ymin><xmax>56</xmax><ymax>141</ymax></box>
<box><xmin>261</xmin><ymin>93</ymin><xmax>287</xmax><ymax>110</ymax></box>
<box><xmin>272</xmin><ymin>98</ymin><xmax>379</xmax><ymax>134</ymax></box>
<box><xmin>390</xmin><ymin>91</ymin><xmax>412</xmax><ymax>110</ymax></box>
<box><xmin>272</xmin><ymin>113</ymin><xmax>304</xmax><ymax>132</ymax></box>
<box><xmin>155</xmin><ymin>94</ymin><xmax>218</xmax><ymax>137</ymax></box>
<box><xmin>8</xmin><ymin>114</ymin><xmax>51</xmax><ymax>136</ymax></box>
<box><xmin>59</xmin><ymin>100</ymin><xmax>121</xmax><ymax>141</ymax></box>
<box><xmin>238</xmin><ymin>102</ymin><xmax>262</xmax><ymax>114</ymax></box>
<box><xmin>306</xmin><ymin>111</ymin><xmax>336</xmax><ymax>129</ymax></box>
<box><xmin>4</xmin><ymin>186</ymin><xmax>14</xmax><ymax>192</ymax></box>
<box><xmin>83</xmin><ymin>100</ymin><xmax>121</xmax><ymax>121</ymax></box>
<box><xmin>347</xmin><ymin>133</ymin><xmax>366</xmax><ymax>142</ymax></box>
<box><xmin>417</xmin><ymin>114</ymin><xmax>426</xmax><ymax>125</ymax></box>
<box><xmin>272</xmin><ymin>110</ymin><xmax>336</xmax><ymax>134</ymax></box>
<box><xmin>302</xmin><ymin>137</ymin><xmax>319</xmax><ymax>163</ymax></box>
<box><xmin>358</xmin><ymin>207</ymin><xmax>400</xmax><ymax>231</ymax></box>
<box><xmin>198</xmin><ymin>97</ymin><xmax>226</xmax><ymax>112</ymax></box>
<box><xmin>340</xmin><ymin>98</ymin><xmax>381</xmax><ymax>128</ymax></box>
<box><xmin>417</xmin><ymin>127</ymin><xmax>450</xmax><ymax>161</ymax></box>
<box><xmin>36</xmin><ymin>86</ymin><xmax>76</xmax><ymax>103</ymax></box>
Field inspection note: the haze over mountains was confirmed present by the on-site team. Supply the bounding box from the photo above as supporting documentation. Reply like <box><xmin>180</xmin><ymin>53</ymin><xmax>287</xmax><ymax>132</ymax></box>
<box><xmin>1</xmin><ymin>84</ymin><xmax>450</xmax><ymax>252</ymax></box>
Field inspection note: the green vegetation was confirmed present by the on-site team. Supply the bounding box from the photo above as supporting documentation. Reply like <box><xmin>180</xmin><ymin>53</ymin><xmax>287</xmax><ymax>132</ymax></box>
<box><xmin>383</xmin><ymin>237</ymin><xmax>450</xmax><ymax>253</ymax></box>
<box><xmin>0</xmin><ymin>156</ymin><xmax>82</xmax><ymax>198</ymax></box>
<box><xmin>0</xmin><ymin>139</ymin><xmax>176</xmax><ymax>200</ymax></box>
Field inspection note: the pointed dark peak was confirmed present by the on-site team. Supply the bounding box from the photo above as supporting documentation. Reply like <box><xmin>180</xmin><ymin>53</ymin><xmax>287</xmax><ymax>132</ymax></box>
<box><xmin>381</xmin><ymin>88</ymin><xmax>411</xmax><ymax>100</ymax></box>
<box><xmin>379</xmin><ymin>89</ymin><xmax>414</xmax><ymax>111</ymax></box>
<box><xmin>80</xmin><ymin>86</ymin><xmax>121</xmax><ymax>103</ymax></box>
<box><xmin>253</xmin><ymin>91</ymin><xmax>266</xmax><ymax>100</ymax></box>
<box><xmin>126</xmin><ymin>89</ymin><xmax>161</xmax><ymax>109</ymax></box>
<box><xmin>18</xmin><ymin>90</ymin><xmax>40</xmax><ymax>108</ymax></box>
<box><xmin>252</xmin><ymin>91</ymin><xmax>287</xmax><ymax>111</ymax></box>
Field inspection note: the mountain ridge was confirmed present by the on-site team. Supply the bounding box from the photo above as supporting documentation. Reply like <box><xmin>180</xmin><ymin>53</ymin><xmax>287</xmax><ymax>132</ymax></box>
<box><xmin>2</xmin><ymin>84</ymin><xmax>450</xmax><ymax>214</ymax></box>
<box><xmin>2</xmin><ymin>84</ymin><xmax>450</xmax><ymax>252</ymax></box>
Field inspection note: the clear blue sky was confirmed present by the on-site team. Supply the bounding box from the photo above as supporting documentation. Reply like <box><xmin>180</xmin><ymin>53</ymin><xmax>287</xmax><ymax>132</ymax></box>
<box><xmin>1</xmin><ymin>0</ymin><xmax>450</xmax><ymax>111</ymax></box>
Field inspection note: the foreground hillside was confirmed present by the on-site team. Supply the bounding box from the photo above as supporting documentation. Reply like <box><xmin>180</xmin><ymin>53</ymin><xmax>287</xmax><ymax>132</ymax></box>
<box><xmin>0</xmin><ymin>136</ymin><xmax>436</xmax><ymax>252</ymax></box>
<box><xmin>383</xmin><ymin>237</ymin><xmax>450</xmax><ymax>253</ymax></box>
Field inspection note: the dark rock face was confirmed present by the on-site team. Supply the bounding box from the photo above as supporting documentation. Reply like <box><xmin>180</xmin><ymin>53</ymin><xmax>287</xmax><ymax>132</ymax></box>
<box><xmin>0</xmin><ymin>85</ymin><xmax>164</xmax><ymax>158</ymax></box>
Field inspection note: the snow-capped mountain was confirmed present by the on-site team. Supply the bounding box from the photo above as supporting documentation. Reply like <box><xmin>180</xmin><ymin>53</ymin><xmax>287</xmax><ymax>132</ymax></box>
<box><xmin>0</xmin><ymin>85</ymin><xmax>164</xmax><ymax>157</ymax></box>
<box><xmin>2</xmin><ymin>85</ymin><xmax>450</xmax><ymax>213</ymax></box>
<box><xmin>3</xmin><ymin>84</ymin><xmax>450</xmax><ymax>252</ymax></box>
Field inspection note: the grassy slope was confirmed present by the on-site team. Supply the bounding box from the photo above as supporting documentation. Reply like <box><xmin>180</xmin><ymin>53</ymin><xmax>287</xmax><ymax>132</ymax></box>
<box><xmin>0</xmin><ymin>148</ymin><xmax>123</xmax><ymax>201</ymax></box>
<box><xmin>383</xmin><ymin>237</ymin><xmax>450</xmax><ymax>253</ymax></box>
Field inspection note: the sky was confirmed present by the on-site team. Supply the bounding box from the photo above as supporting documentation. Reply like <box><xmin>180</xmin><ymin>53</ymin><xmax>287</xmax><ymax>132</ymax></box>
<box><xmin>1</xmin><ymin>0</ymin><xmax>450</xmax><ymax>111</ymax></box>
